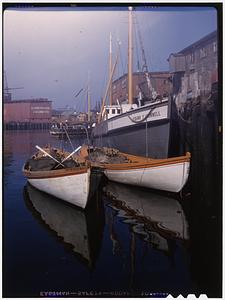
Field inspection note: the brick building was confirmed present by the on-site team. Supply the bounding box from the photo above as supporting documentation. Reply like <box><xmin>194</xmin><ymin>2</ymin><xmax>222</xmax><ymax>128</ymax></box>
<box><xmin>111</xmin><ymin>71</ymin><xmax>172</xmax><ymax>104</ymax></box>
<box><xmin>4</xmin><ymin>98</ymin><xmax>52</xmax><ymax>129</ymax></box>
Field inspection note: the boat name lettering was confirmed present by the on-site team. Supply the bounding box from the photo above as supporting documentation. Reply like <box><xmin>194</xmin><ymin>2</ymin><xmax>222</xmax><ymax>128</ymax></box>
<box><xmin>132</xmin><ymin>111</ymin><xmax>161</xmax><ymax>121</ymax></box>
<box><xmin>150</xmin><ymin>111</ymin><xmax>161</xmax><ymax>117</ymax></box>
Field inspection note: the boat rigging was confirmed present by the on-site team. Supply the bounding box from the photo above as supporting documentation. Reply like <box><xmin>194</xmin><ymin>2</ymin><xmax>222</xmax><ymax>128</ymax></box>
<box><xmin>92</xmin><ymin>7</ymin><xmax>175</xmax><ymax>159</ymax></box>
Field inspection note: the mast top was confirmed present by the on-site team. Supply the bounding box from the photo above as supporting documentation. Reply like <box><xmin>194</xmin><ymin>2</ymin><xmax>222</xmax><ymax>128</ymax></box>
<box><xmin>128</xmin><ymin>5</ymin><xmax>133</xmax><ymax>105</ymax></box>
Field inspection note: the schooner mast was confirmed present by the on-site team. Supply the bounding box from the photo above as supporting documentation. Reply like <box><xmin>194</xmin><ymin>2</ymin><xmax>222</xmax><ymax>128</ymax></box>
<box><xmin>87</xmin><ymin>71</ymin><xmax>91</xmax><ymax>122</ymax></box>
<box><xmin>109</xmin><ymin>32</ymin><xmax>113</xmax><ymax>106</ymax></box>
<box><xmin>128</xmin><ymin>6</ymin><xmax>133</xmax><ymax>105</ymax></box>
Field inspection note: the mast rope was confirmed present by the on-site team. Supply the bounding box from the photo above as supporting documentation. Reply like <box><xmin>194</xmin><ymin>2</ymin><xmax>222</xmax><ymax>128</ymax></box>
<box><xmin>63</xmin><ymin>125</ymin><xmax>75</xmax><ymax>151</ymax></box>
<box><xmin>134</xmin><ymin>19</ymin><xmax>141</xmax><ymax>72</ymax></box>
<box><xmin>118</xmin><ymin>42</ymin><xmax>125</xmax><ymax>76</ymax></box>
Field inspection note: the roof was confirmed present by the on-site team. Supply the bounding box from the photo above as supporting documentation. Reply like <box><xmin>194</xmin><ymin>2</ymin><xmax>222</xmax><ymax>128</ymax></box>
<box><xmin>168</xmin><ymin>30</ymin><xmax>217</xmax><ymax>60</ymax></box>
<box><xmin>179</xmin><ymin>30</ymin><xmax>217</xmax><ymax>54</ymax></box>
<box><xmin>4</xmin><ymin>98</ymin><xmax>51</xmax><ymax>104</ymax></box>
<box><xmin>112</xmin><ymin>71</ymin><xmax>170</xmax><ymax>84</ymax></box>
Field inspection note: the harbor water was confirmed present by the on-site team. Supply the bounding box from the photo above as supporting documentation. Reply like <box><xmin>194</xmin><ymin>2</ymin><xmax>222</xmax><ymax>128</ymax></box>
<box><xmin>3</xmin><ymin>130</ymin><xmax>221</xmax><ymax>297</ymax></box>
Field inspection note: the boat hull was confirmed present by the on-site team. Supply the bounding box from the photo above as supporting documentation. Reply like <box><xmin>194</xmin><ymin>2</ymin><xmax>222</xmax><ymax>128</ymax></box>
<box><xmin>92</xmin><ymin>100</ymin><xmax>173</xmax><ymax>158</ymax></box>
<box><xmin>104</xmin><ymin>160</ymin><xmax>190</xmax><ymax>193</ymax></box>
<box><xmin>24</xmin><ymin>168</ymin><xmax>90</xmax><ymax>209</ymax></box>
<box><xmin>93</xmin><ymin>121</ymin><xmax>170</xmax><ymax>158</ymax></box>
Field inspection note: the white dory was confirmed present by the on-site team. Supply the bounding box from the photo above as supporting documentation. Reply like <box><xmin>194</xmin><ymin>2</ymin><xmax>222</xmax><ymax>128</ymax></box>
<box><xmin>23</xmin><ymin>145</ymin><xmax>90</xmax><ymax>209</ymax></box>
<box><xmin>79</xmin><ymin>146</ymin><xmax>191</xmax><ymax>193</ymax></box>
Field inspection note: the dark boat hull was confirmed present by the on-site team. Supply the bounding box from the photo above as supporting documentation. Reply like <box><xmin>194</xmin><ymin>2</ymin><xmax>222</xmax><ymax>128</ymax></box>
<box><xmin>92</xmin><ymin>99</ymin><xmax>177</xmax><ymax>159</ymax></box>
<box><xmin>93</xmin><ymin>121</ymin><xmax>170</xmax><ymax>158</ymax></box>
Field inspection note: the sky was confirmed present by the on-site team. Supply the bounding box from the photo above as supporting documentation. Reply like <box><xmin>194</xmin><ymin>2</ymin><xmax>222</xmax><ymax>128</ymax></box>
<box><xmin>3</xmin><ymin>5</ymin><xmax>218</xmax><ymax>111</ymax></box>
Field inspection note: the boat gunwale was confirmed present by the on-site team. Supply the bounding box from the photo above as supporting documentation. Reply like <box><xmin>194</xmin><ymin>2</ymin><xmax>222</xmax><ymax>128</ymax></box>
<box><xmin>102</xmin><ymin>159</ymin><xmax>190</xmax><ymax>171</ymax></box>
<box><xmin>101</xmin><ymin>155</ymin><xmax>190</xmax><ymax>170</ymax></box>
<box><xmin>23</xmin><ymin>165</ymin><xmax>89</xmax><ymax>179</ymax></box>
<box><xmin>95</xmin><ymin>98</ymin><xmax>169</xmax><ymax>126</ymax></box>
<box><xmin>80</xmin><ymin>145</ymin><xmax>190</xmax><ymax>171</ymax></box>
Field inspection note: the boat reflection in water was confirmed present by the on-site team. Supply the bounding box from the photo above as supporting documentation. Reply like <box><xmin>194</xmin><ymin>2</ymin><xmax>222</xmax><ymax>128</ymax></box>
<box><xmin>104</xmin><ymin>182</ymin><xmax>189</xmax><ymax>252</ymax></box>
<box><xmin>24</xmin><ymin>183</ymin><xmax>105</xmax><ymax>269</ymax></box>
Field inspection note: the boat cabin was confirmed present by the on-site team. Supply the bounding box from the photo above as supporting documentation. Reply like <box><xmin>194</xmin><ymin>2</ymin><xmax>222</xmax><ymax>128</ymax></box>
<box><xmin>103</xmin><ymin>105</ymin><xmax>121</xmax><ymax>120</ymax></box>
<box><xmin>103</xmin><ymin>103</ymin><xmax>139</xmax><ymax>120</ymax></box>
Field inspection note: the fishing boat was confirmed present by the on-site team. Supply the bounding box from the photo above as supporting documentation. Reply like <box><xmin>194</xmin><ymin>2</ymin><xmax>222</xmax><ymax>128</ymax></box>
<box><xmin>50</xmin><ymin>123</ymin><xmax>91</xmax><ymax>138</ymax></box>
<box><xmin>92</xmin><ymin>7</ymin><xmax>177</xmax><ymax>159</ymax></box>
<box><xmin>79</xmin><ymin>145</ymin><xmax>190</xmax><ymax>193</ymax></box>
<box><xmin>24</xmin><ymin>184</ymin><xmax>105</xmax><ymax>268</ymax></box>
<box><xmin>23</xmin><ymin>145</ymin><xmax>91</xmax><ymax>209</ymax></box>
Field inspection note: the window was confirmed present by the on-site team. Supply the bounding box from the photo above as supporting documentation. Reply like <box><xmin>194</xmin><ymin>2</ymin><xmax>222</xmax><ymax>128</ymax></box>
<box><xmin>190</xmin><ymin>53</ymin><xmax>194</xmax><ymax>63</ymax></box>
<box><xmin>213</xmin><ymin>42</ymin><xmax>217</xmax><ymax>53</ymax></box>
<box><xmin>122</xmin><ymin>78</ymin><xmax>127</xmax><ymax>89</ymax></box>
<box><xmin>117</xmin><ymin>109</ymin><xmax>121</xmax><ymax>114</ymax></box>
<box><xmin>112</xmin><ymin>109</ymin><xmax>115</xmax><ymax>114</ymax></box>
<box><xmin>106</xmin><ymin>109</ymin><xmax>109</xmax><ymax>114</ymax></box>
<box><xmin>200</xmin><ymin>47</ymin><xmax>207</xmax><ymax>58</ymax></box>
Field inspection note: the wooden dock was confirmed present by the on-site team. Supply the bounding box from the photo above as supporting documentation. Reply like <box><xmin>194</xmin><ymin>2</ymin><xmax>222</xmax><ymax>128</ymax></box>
<box><xmin>4</xmin><ymin>122</ymin><xmax>51</xmax><ymax>130</ymax></box>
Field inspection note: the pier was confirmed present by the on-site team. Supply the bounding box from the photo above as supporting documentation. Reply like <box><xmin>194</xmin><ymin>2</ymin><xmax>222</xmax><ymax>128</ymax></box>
<box><xmin>4</xmin><ymin>122</ymin><xmax>51</xmax><ymax>130</ymax></box>
<box><xmin>177</xmin><ymin>84</ymin><xmax>222</xmax><ymax>297</ymax></box>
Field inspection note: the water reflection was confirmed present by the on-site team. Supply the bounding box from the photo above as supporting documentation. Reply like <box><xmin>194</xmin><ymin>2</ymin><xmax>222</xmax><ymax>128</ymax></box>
<box><xmin>4</xmin><ymin>130</ymin><xmax>86</xmax><ymax>157</ymax></box>
<box><xmin>104</xmin><ymin>182</ymin><xmax>189</xmax><ymax>251</ymax></box>
<box><xmin>102</xmin><ymin>182</ymin><xmax>191</xmax><ymax>295</ymax></box>
<box><xmin>24</xmin><ymin>184</ymin><xmax>105</xmax><ymax>269</ymax></box>
<box><xmin>4</xmin><ymin>129</ymin><xmax>220</xmax><ymax>296</ymax></box>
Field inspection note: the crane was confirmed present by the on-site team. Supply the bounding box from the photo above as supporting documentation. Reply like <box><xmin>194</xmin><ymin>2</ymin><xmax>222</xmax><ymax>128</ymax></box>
<box><xmin>4</xmin><ymin>71</ymin><xmax>24</xmax><ymax>101</ymax></box>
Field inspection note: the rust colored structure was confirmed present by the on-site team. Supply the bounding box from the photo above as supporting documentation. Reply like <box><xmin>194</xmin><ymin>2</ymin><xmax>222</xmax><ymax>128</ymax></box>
<box><xmin>112</xmin><ymin>71</ymin><xmax>172</xmax><ymax>104</ymax></box>
<box><xmin>4</xmin><ymin>98</ymin><xmax>52</xmax><ymax>129</ymax></box>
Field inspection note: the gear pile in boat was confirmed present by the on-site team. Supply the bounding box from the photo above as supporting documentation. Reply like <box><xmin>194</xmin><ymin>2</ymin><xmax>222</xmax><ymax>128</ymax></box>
<box><xmin>83</xmin><ymin>146</ymin><xmax>131</xmax><ymax>164</ymax></box>
<box><xmin>24</xmin><ymin>146</ymin><xmax>83</xmax><ymax>171</ymax></box>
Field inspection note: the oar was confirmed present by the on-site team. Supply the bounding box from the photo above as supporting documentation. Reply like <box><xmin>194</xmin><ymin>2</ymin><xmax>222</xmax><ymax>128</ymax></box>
<box><xmin>35</xmin><ymin>145</ymin><xmax>65</xmax><ymax>167</ymax></box>
<box><xmin>54</xmin><ymin>145</ymin><xmax>82</xmax><ymax>169</ymax></box>
<box><xmin>62</xmin><ymin>146</ymin><xmax>82</xmax><ymax>162</ymax></box>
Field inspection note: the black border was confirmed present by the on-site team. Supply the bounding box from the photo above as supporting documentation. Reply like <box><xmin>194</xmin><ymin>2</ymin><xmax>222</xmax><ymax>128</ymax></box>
<box><xmin>2</xmin><ymin>2</ymin><xmax>223</xmax><ymax>298</ymax></box>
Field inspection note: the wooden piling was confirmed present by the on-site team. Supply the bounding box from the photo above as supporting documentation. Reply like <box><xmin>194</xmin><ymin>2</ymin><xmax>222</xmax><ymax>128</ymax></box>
<box><xmin>177</xmin><ymin>85</ymin><xmax>222</xmax><ymax>297</ymax></box>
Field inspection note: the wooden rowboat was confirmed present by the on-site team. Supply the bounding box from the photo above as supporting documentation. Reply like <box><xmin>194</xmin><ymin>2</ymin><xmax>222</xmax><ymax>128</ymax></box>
<box><xmin>79</xmin><ymin>146</ymin><xmax>191</xmax><ymax>193</ymax></box>
<box><xmin>23</xmin><ymin>145</ymin><xmax>91</xmax><ymax>209</ymax></box>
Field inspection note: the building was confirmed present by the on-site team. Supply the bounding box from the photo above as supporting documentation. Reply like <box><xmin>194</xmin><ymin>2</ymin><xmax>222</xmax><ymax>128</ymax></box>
<box><xmin>168</xmin><ymin>30</ymin><xmax>218</xmax><ymax>106</ymax></box>
<box><xmin>76</xmin><ymin>112</ymin><xmax>88</xmax><ymax>123</ymax></box>
<box><xmin>51</xmin><ymin>108</ymin><xmax>98</xmax><ymax>125</ymax></box>
<box><xmin>111</xmin><ymin>71</ymin><xmax>172</xmax><ymax>104</ymax></box>
<box><xmin>4</xmin><ymin>98</ymin><xmax>52</xmax><ymax>129</ymax></box>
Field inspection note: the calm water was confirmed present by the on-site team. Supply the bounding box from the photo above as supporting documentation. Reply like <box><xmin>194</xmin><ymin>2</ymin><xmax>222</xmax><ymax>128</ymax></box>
<box><xmin>3</xmin><ymin>130</ymin><xmax>221</xmax><ymax>297</ymax></box>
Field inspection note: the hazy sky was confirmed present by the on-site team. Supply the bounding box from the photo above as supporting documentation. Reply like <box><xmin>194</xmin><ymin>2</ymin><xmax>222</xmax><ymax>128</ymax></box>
<box><xmin>3</xmin><ymin>5</ymin><xmax>217</xmax><ymax>110</ymax></box>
